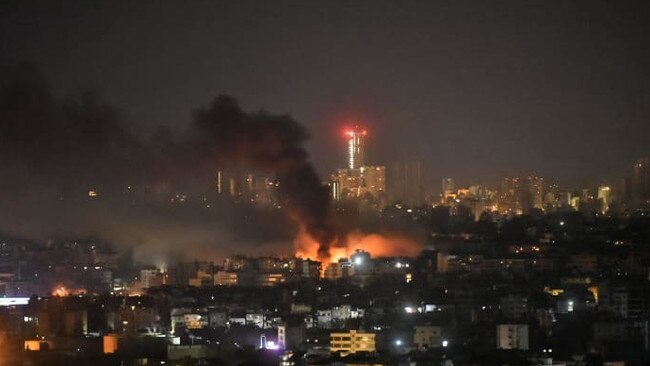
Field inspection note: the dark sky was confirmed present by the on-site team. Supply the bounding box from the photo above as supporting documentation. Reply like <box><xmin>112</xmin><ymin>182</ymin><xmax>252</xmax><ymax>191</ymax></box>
<box><xmin>2</xmin><ymin>0</ymin><xmax>649</xmax><ymax>189</ymax></box>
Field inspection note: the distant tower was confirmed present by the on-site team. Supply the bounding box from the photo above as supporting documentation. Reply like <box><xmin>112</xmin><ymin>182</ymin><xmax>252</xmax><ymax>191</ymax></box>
<box><xmin>634</xmin><ymin>157</ymin><xmax>649</xmax><ymax>207</ymax></box>
<box><xmin>597</xmin><ymin>185</ymin><xmax>612</xmax><ymax>213</ymax></box>
<box><xmin>345</xmin><ymin>126</ymin><xmax>367</xmax><ymax>170</ymax></box>
<box><xmin>442</xmin><ymin>178</ymin><xmax>455</xmax><ymax>195</ymax></box>
<box><xmin>441</xmin><ymin>178</ymin><xmax>455</xmax><ymax>202</ymax></box>
<box><xmin>391</xmin><ymin>160</ymin><xmax>424</xmax><ymax>204</ymax></box>
<box><xmin>524</xmin><ymin>176</ymin><xmax>544</xmax><ymax>211</ymax></box>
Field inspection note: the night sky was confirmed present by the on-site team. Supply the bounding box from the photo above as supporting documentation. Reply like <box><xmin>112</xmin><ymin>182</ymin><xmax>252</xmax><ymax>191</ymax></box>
<box><xmin>2</xmin><ymin>0</ymin><xmax>649</xmax><ymax>188</ymax></box>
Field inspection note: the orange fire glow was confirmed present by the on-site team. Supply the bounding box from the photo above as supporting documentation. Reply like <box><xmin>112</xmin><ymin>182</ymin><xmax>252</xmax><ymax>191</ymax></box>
<box><xmin>51</xmin><ymin>285</ymin><xmax>87</xmax><ymax>297</ymax></box>
<box><xmin>294</xmin><ymin>225</ymin><xmax>421</xmax><ymax>264</ymax></box>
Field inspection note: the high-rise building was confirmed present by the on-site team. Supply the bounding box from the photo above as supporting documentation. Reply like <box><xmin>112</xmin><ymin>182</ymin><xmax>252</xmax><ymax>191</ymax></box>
<box><xmin>344</xmin><ymin>126</ymin><xmax>367</xmax><ymax>170</ymax></box>
<box><xmin>633</xmin><ymin>157</ymin><xmax>649</xmax><ymax>207</ymax></box>
<box><xmin>331</xmin><ymin>168</ymin><xmax>361</xmax><ymax>199</ymax></box>
<box><xmin>442</xmin><ymin>178</ymin><xmax>455</xmax><ymax>196</ymax></box>
<box><xmin>140</xmin><ymin>268</ymin><xmax>163</xmax><ymax>289</ymax></box>
<box><xmin>328</xmin><ymin>180</ymin><xmax>341</xmax><ymax>201</ymax></box>
<box><xmin>581</xmin><ymin>189</ymin><xmax>594</xmax><ymax>202</ymax></box>
<box><xmin>556</xmin><ymin>191</ymin><xmax>572</xmax><ymax>209</ymax></box>
<box><xmin>360</xmin><ymin>166</ymin><xmax>386</xmax><ymax>199</ymax></box>
<box><xmin>390</xmin><ymin>160</ymin><xmax>424</xmax><ymax>204</ymax></box>
<box><xmin>216</xmin><ymin>170</ymin><xmax>276</xmax><ymax>206</ymax></box>
<box><xmin>441</xmin><ymin>178</ymin><xmax>455</xmax><ymax>203</ymax></box>
<box><xmin>466</xmin><ymin>185</ymin><xmax>494</xmax><ymax>202</ymax></box>
<box><xmin>498</xmin><ymin>177</ymin><xmax>520</xmax><ymax>213</ymax></box>
<box><xmin>597</xmin><ymin>185</ymin><xmax>612</xmax><ymax>213</ymax></box>
<box><xmin>497</xmin><ymin>176</ymin><xmax>543</xmax><ymax>214</ymax></box>
<box><xmin>524</xmin><ymin>176</ymin><xmax>544</xmax><ymax>212</ymax></box>
<box><xmin>622</xmin><ymin>176</ymin><xmax>634</xmax><ymax>205</ymax></box>
<box><xmin>463</xmin><ymin>185</ymin><xmax>495</xmax><ymax>220</ymax></box>
<box><xmin>331</xmin><ymin>127</ymin><xmax>385</xmax><ymax>203</ymax></box>
<box><xmin>331</xmin><ymin>166</ymin><xmax>385</xmax><ymax>201</ymax></box>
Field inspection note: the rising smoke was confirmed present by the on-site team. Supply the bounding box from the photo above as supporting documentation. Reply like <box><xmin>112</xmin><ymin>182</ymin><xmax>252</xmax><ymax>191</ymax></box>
<box><xmin>191</xmin><ymin>96</ymin><xmax>341</xmax><ymax>259</ymax></box>
<box><xmin>0</xmin><ymin>62</ymin><xmax>342</xmax><ymax>261</ymax></box>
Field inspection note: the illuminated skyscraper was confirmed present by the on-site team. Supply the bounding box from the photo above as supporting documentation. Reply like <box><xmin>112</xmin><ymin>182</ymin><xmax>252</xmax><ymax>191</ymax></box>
<box><xmin>331</xmin><ymin>166</ymin><xmax>385</xmax><ymax>201</ymax></box>
<box><xmin>360</xmin><ymin>166</ymin><xmax>386</xmax><ymax>199</ymax></box>
<box><xmin>597</xmin><ymin>185</ymin><xmax>612</xmax><ymax>213</ymax></box>
<box><xmin>345</xmin><ymin>126</ymin><xmax>367</xmax><ymax>169</ymax></box>
<box><xmin>329</xmin><ymin>180</ymin><xmax>341</xmax><ymax>201</ymax></box>
<box><xmin>330</xmin><ymin>126</ymin><xmax>385</xmax><ymax>204</ymax></box>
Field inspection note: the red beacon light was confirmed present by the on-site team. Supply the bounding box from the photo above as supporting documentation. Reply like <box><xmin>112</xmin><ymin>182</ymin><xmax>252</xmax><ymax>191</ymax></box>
<box><xmin>343</xmin><ymin>127</ymin><xmax>367</xmax><ymax>137</ymax></box>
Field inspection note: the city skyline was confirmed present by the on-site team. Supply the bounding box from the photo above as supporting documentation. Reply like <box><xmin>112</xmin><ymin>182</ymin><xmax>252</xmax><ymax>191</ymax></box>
<box><xmin>2</xmin><ymin>1</ymin><xmax>649</xmax><ymax>186</ymax></box>
<box><xmin>2</xmin><ymin>1</ymin><xmax>650</xmax><ymax>364</ymax></box>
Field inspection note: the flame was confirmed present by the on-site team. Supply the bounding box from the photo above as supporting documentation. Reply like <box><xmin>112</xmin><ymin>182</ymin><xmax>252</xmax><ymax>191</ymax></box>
<box><xmin>51</xmin><ymin>285</ymin><xmax>86</xmax><ymax>297</ymax></box>
<box><xmin>294</xmin><ymin>225</ymin><xmax>421</xmax><ymax>264</ymax></box>
<box><xmin>294</xmin><ymin>225</ymin><xmax>327</xmax><ymax>260</ymax></box>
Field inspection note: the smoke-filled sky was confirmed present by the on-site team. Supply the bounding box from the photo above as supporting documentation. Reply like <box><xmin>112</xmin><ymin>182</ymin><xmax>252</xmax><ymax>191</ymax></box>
<box><xmin>0</xmin><ymin>60</ymin><xmax>352</xmax><ymax>262</ymax></box>
<box><xmin>1</xmin><ymin>0</ymin><xmax>650</xmax><ymax>186</ymax></box>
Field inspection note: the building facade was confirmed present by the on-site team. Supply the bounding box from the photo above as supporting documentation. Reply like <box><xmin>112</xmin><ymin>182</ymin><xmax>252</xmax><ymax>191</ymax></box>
<box><xmin>330</xmin><ymin>330</ymin><xmax>375</xmax><ymax>356</ymax></box>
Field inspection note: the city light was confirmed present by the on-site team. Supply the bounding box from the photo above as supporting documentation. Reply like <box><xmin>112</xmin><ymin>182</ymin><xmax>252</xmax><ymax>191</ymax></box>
<box><xmin>344</xmin><ymin>125</ymin><xmax>366</xmax><ymax>169</ymax></box>
<box><xmin>1</xmin><ymin>3</ymin><xmax>649</xmax><ymax>364</ymax></box>
<box><xmin>0</xmin><ymin>298</ymin><xmax>30</xmax><ymax>306</ymax></box>
<box><xmin>266</xmin><ymin>341</ymin><xmax>279</xmax><ymax>350</ymax></box>
<box><xmin>404</xmin><ymin>306</ymin><xmax>415</xmax><ymax>314</ymax></box>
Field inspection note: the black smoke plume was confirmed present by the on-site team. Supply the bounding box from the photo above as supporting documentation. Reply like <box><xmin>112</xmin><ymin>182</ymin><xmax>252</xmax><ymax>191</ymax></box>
<box><xmin>191</xmin><ymin>96</ymin><xmax>339</xmax><ymax>258</ymax></box>
<box><xmin>0</xmin><ymin>62</ymin><xmax>339</xmax><ymax>261</ymax></box>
